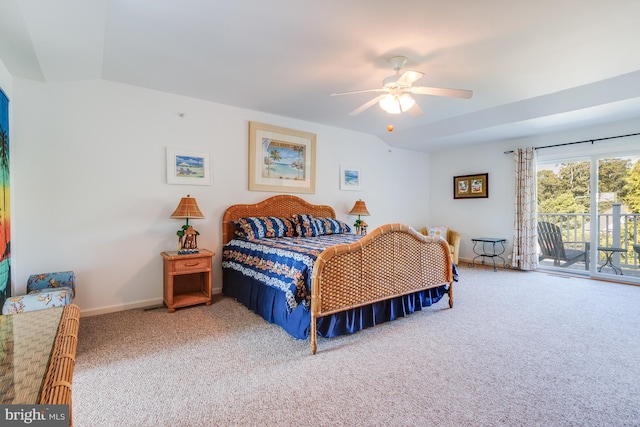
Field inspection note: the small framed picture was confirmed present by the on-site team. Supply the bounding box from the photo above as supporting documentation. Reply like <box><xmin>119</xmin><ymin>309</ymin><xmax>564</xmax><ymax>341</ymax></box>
<box><xmin>340</xmin><ymin>165</ymin><xmax>361</xmax><ymax>191</ymax></box>
<box><xmin>454</xmin><ymin>173</ymin><xmax>488</xmax><ymax>199</ymax></box>
<box><xmin>166</xmin><ymin>147</ymin><xmax>212</xmax><ymax>185</ymax></box>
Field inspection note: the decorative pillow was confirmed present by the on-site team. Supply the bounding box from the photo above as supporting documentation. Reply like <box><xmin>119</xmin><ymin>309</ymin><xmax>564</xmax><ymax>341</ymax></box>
<box><xmin>232</xmin><ymin>217</ymin><xmax>295</xmax><ymax>240</ymax></box>
<box><xmin>313</xmin><ymin>217</ymin><xmax>351</xmax><ymax>235</ymax></box>
<box><xmin>427</xmin><ymin>226</ymin><xmax>449</xmax><ymax>241</ymax></box>
<box><xmin>292</xmin><ymin>214</ymin><xmax>320</xmax><ymax>237</ymax></box>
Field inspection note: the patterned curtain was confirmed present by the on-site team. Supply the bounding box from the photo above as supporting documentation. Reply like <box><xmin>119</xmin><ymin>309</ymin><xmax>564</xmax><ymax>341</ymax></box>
<box><xmin>512</xmin><ymin>147</ymin><xmax>538</xmax><ymax>270</ymax></box>
<box><xmin>0</xmin><ymin>88</ymin><xmax>8</xmax><ymax>308</ymax></box>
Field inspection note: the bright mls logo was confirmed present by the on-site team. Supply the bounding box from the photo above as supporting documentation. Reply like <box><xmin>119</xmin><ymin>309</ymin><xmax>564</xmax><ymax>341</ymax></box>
<box><xmin>1</xmin><ymin>405</ymin><xmax>68</xmax><ymax>426</ymax></box>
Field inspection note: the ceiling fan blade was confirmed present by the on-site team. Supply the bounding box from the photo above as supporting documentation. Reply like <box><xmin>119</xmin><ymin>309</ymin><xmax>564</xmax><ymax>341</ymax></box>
<box><xmin>410</xmin><ymin>86</ymin><xmax>473</xmax><ymax>99</ymax></box>
<box><xmin>408</xmin><ymin>102</ymin><xmax>424</xmax><ymax>118</ymax></box>
<box><xmin>331</xmin><ymin>88</ymin><xmax>386</xmax><ymax>96</ymax></box>
<box><xmin>349</xmin><ymin>95</ymin><xmax>385</xmax><ymax>116</ymax></box>
<box><xmin>395</xmin><ymin>70</ymin><xmax>424</xmax><ymax>86</ymax></box>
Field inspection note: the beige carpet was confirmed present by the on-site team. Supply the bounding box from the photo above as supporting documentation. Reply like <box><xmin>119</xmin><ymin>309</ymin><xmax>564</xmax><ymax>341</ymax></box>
<box><xmin>73</xmin><ymin>266</ymin><xmax>640</xmax><ymax>426</ymax></box>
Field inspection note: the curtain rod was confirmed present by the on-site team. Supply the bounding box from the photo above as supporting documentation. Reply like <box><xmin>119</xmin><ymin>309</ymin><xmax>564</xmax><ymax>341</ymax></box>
<box><xmin>503</xmin><ymin>132</ymin><xmax>640</xmax><ymax>154</ymax></box>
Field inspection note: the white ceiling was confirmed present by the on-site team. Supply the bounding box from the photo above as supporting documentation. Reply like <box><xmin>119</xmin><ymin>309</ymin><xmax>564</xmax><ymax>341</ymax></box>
<box><xmin>1</xmin><ymin>0</ymin><xmax>640</xmax><ymax>152</ymax></box>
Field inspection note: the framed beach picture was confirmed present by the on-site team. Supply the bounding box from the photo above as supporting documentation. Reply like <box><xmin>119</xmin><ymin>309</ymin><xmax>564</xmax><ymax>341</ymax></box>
<box><xmin>453</xmin><ymin>173</ymin><xmax>488</xmax><ymax>199</ymax></box>
<box><xmin>340</xmin><ymin>165</ymin><xmax>361</xmax><ymax>191</ymax></box>
<box><xmin>166</xmin><ymin>148</ymin><xmax>212</xmax><ymax>185</ymax></box>
<box><xmin>248</xmin><ymin>121</ymin><xmax>316</xmax><ymax>193</ymax></box>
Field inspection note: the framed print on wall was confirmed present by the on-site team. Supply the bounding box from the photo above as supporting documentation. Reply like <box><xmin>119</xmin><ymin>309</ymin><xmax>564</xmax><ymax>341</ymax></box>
<box><xmin>166</xmin><ymin>148</ymin><xmax>212</xmax><ymax>185</ymax></box>
<box><xmin>340</xmin><ymin>165</ymin><xmax>361</xmax><ymax>191</ymax></box>
<box><xmin>249</xmin><ymin>121</ymin><xmax>316</xmax><ymax>193</ymax></box>
<box><xmin>453</xmin><ymin>173</ymin><xmax>489</xmax><ymax>199</ymax></box>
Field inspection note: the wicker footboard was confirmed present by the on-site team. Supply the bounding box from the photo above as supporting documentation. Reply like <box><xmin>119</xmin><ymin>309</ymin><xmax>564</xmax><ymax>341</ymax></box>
<box><xmin>310</xmin><ymin>224</ymin><xmax>453</xmax><ymax>354</ymax></box>
<box><xmin>39</xmin><ymin>304</ymin><xmax>80</xmax><ymax>424</ymax></box>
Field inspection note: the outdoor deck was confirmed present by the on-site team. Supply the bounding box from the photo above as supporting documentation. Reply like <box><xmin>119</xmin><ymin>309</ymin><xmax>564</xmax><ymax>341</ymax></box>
<box><xmin>538</xmin><ymin>258</ymin><xmax>640</xmax><ymax>278</ymax></box>
<box><xmin>538</xmin><ymin>207</ymin><xmax>640</xmax><ymax>280</ymax></box>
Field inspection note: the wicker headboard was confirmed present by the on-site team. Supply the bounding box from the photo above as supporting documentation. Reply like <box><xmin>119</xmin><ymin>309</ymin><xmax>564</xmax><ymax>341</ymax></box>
<box><xmin>222</xmin><ymin>195</ymin><xmax>336</xmax><ymax>244</ymax></box>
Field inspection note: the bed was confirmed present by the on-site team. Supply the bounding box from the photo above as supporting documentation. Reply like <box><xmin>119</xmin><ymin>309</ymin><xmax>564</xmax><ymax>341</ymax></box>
<box><xmin>222</xmin><ymin>195</ymin><xmax>454</xmax><ymax>354</ymax></box>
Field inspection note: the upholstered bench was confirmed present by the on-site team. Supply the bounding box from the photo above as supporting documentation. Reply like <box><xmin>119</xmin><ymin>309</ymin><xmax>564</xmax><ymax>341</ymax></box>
<box><xmin>2</xmin><ymin>271</ymin><xmax>76</xmax><ymax>315</ymax></box>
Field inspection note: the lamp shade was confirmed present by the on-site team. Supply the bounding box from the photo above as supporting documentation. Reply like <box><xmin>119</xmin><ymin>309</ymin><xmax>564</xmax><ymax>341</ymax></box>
<box><xmin>349</xmin><ymin>200</ymin><xmax>370</xmax><ymax>217</ymax></box>
<box><xmin>170</xmin><ymin>195</ymin><xmax>205</xmax><ymax>219</ymax></box>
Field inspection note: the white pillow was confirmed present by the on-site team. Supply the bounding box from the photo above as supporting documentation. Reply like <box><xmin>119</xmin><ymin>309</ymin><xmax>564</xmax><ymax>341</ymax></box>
<box><xmin>427</xmin><ymin>226</ymin><xmax>448</xmax><ymax>240</ymax></box>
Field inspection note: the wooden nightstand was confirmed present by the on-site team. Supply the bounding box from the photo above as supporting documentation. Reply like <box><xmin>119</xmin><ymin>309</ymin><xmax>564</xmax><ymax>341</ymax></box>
<box><xmin>161</xmin><ymin>249</ymin><xmax>214</xmax><ymax>312</ymax></box>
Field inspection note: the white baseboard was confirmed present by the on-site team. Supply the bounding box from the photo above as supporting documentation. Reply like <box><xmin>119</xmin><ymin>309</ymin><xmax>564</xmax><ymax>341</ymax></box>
<box><xmin>458</xmin><ymin>257</ymin><xmax>473</xmax><ymax>266</ymax></box>
<box><xmin>80</xmin><ymin>287</ymin><xmax>224</xmax><ymax>317</ymax></box>
<box><xmin>459</xmin><ymin>256</ymin><xmax>514</xmax><ymax>269</ymax></box>
<box><xmin>80</xmin><ymin>298</ymin><xmax>164</xmax><ymax>317</ymax></box>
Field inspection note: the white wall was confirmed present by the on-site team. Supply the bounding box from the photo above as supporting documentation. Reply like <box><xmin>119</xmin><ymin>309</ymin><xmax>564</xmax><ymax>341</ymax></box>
<box><xmin>0</xmin><ymin>60</ymin><xmax>12</xmax><ymax>99</ymax></box>
<box><xmin>429</xmin><ymin>118</ymin><xmax>640</xmax><ymax>265</ymax></box>
<box><xmin>10</xmin><ymin>78</ymin><xmax>430</xmax><ymax>315</ymax></box>
<box><xmin>428</xmin><ymin>139</ymin><xmax>515</xmax><ymax>264</ymax></box>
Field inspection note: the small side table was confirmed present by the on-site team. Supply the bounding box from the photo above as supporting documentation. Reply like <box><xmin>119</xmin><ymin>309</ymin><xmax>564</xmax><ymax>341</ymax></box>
<box><xmin>597</xmin><ymin>247</ymin><xmax>626</xmax><ymax>275</ymax></box>
<box><xmin>470</xmin><ymin>237</ymin><xmax>510</xmax><ymax>271</ymax></box>
<box><xmin>161</xmin><ymin>249</ymin><xmax>214</xmax><ymax>312</ymax></box>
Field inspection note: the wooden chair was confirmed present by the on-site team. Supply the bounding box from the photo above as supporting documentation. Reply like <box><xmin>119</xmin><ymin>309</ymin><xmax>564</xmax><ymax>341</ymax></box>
<box><xmin>537</xmin><ymin>221</ymin><xmax>589</xmax><ymax>270</ymax></box>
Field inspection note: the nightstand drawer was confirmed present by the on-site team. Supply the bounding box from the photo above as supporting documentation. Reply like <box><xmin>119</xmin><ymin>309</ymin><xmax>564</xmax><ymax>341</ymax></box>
<box><xmin>173</xmin><ymin>257</ymin><xmax>211</xmax><ymax>272</ymax></box>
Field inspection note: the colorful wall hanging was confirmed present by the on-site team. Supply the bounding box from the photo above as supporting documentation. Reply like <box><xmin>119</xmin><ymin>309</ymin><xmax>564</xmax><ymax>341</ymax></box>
<box><xmin>0</xmin><ymin>87</ymin><xmax>10</xmax><ymax>309</ymax></box>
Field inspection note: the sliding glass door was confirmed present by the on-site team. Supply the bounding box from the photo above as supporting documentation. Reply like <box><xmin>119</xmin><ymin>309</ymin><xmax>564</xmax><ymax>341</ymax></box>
<box><xmin>537</xmin><ymin>160</ymin><xmax>591</xmax><ymax>274</ymax></box>
<box><xmin>537</xmin><ymin>151</ymin><xmax>640</xmax><ymax>283</ymax></box>
<box><xmin>594</xmin><ymin>155</ymin><xmax>640</xmax><ymax>279</ymax></box>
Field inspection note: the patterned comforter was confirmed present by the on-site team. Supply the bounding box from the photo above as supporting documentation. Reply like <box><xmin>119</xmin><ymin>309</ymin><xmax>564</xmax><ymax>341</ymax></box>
<box><xmin>222</xmin><ymin>234</ymin><xmax>362</xmax><ymax>312</ymax></box>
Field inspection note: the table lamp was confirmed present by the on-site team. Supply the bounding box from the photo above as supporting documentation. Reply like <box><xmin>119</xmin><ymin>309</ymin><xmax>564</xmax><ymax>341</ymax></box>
<box><xmin>170</xmin><ymin>195</ymin><xmax>205</xmax><ymax>254</ymax></box>
<box><xmin>349</xmin><ymin>199</ymin><xmax>370</xmax><ymax>235</ymax></box>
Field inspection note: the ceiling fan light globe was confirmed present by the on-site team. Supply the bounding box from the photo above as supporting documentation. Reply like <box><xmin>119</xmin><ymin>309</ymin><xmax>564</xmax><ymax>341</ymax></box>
<box><xmin>379</xmin><ymin>93</ymin><xmax>416</xmax><ymax>114</ymax></box>
<box><xmin>399</xmin><ymin>93</ymin><xmax>415</xmax><ymax>112</ymax></box>
<box><xmin>379</xmin><ymin>94</ymin><xmax>401</xmax><ymax>114</ymax></box>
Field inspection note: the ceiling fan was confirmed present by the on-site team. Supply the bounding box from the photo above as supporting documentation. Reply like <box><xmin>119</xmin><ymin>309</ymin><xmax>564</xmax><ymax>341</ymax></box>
<box><xmin>331</xmin><ymin>56</ymin><xmax>473</xmax><ymax>116</ymax></box>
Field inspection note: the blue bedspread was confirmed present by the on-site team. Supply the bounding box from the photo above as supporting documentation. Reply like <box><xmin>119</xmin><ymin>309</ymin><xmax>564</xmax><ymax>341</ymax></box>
<box><xmin>222</xmin><ymin>234</ymin><xmax>363</xmax><ymax>312</ymax></box>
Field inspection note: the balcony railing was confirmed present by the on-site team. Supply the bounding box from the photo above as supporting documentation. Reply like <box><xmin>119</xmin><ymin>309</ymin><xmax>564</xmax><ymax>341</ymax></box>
<box><xmin>538</xmin><ymin>203</ymin><xmax>640</xmax><ymax>272</ymax></box>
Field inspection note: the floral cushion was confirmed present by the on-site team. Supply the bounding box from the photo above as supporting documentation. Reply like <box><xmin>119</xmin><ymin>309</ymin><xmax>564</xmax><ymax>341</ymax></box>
<box><xmin>2</xmin><ymin>288</ymin><xmax>73</xmax><ymax>315</ymax></box>
<box><xmin>233</xmin><ymin>217</ymin><xmax>295</xmax><ymax>240</ymax></box>
<box><xmin>313</xmin><ymin>217</ymin><xmax>351</xmax><ymax>235</ymax></box>
<box><xmin>27</xmin><ymin>271</ymin><xmax>76</xmax><ymax>297</ymax></box>
<box><xmin>292</xmin><ymin>214</ymin><xmax>320</xmax><ymax>237</ymax></box>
